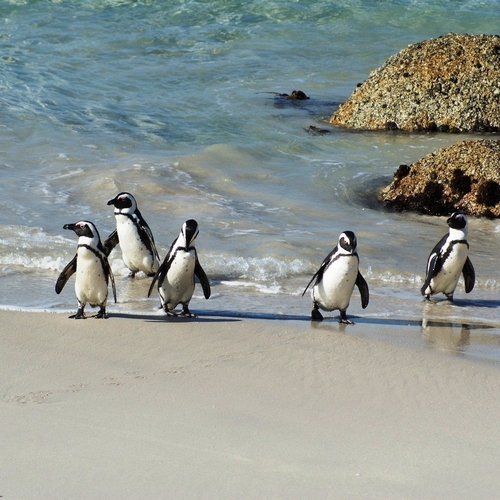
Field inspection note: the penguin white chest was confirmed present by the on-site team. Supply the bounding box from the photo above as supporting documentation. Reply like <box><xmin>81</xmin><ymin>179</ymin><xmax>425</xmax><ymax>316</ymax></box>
<box><xmin>75</xmin><ymin>248</ymin><xmax>108</xmax><ymax>306</ymax></box>
<box><xmin>159</xmin><ymin>250</ymin><xmax>196</xmax><ymax>308</ymax></box>
<box><xmin>115</xmin><ymin>216</ymin><xmax>150</xmax><ymax>271</ymax></box>
<box><xmin>433</xmin><ymin>242</ymin><xmax>468</xmax><ymax>294</ymax></box>
<box><xmin>313</xmin><ymin>255</ymin><xmax>358</xmax><ymax>311</ymax></box>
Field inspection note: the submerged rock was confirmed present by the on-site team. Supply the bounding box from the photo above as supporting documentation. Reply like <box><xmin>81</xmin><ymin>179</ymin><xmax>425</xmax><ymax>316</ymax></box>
<box><xmin>380</xmin><ymin>140</ymin><xmax>500</xmax><ymax>218</ymax></box>
<box><xmin>331</xmin><ymin>33</ymin><xmax>500</xmax><ymax>132</ymax></box>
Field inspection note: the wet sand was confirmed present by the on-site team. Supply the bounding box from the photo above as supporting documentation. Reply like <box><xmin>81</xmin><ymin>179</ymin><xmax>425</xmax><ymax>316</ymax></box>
<box><xmin>1</xmin><ymin>309</ymin><xmax>500</xmax><ymax>499</ymax></box>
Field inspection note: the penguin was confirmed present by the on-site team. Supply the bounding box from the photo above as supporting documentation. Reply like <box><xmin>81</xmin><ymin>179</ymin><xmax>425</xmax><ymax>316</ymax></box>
<box><xmin>55</xmin><ymin>221</ymin><xmax>117</xmax><ymax>319</ymax></box>
<box><xmin>302</xmin><ymin>230</ymin><xmax>369</xmax><ymax>324</ymax></box>
<box><xmin>421</xmin><ymin>211</ymin><xmax>475</xmax><ymax>301</ymax></box>
<box><xmin>148</xmin><ymin>219</ymin><xmax>210</xmax><ymax>317</ymax></box>
<box><xmin>105</xmin><ymin>192</ymin><xmax>160</xmax><ymax>278</ymax></box>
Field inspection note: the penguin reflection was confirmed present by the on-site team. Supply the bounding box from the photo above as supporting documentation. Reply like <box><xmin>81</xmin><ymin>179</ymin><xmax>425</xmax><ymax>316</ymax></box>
<box><xmin>421</xmin><ymin>318</ymin><xmax>471</xmax><ymax>353</ymax></box>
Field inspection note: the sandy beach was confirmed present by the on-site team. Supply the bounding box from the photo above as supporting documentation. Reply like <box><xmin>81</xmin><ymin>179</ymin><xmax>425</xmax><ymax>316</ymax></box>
<box><xmin>1</xmin><ymin>309</ymin><xmax>500</xmax><ymax>499</ymax></box>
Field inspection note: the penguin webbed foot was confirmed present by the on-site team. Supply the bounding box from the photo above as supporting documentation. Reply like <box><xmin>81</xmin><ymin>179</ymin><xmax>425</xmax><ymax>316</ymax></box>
<box><xmin>445</xmin><ymin>293</ymin><xmax>454</xmax><ymax>302</ymax></box>
<box><xmin>70</xmin><ymin>307</ymin><xmax>86</xmax><ymax>320</ymax></box>
<box><xmin>339</xmin><ymin>311</ymin><xmax>354</xmax><ymax>325</ymax></box>
<box><xmin>180</xmin><ymin>304</ymin><xmax>196</xmax><ymax>318</ymax></box>
<box><xmin>163</xmin><ymin>305</ymin><xmax>180</xmax><ymax>317</ymax></box>
<box><xmin>311</xmin><ymin>303</ymin><xmax>323</xmax><ymax>322</ymax></box>
<box><xmin>95</xmin><ymin>307</ymin><xmax>107</xmax><ymax>319</ymax></box>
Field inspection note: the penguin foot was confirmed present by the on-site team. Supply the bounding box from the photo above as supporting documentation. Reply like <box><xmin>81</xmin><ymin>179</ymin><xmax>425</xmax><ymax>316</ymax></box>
<box><xmin>339</xmin><ymin>318</ymin><xmax>354</xmax><ymax>325</ymax></box>
<box><xmin>339</xmin><ymin>311</ymin><xmax>354</xmax><ymax>325</ymax></box>
<box><xmin>95</xmin><ymin>307</ymin><xmax>107</xmax><ymax>319</ymax></box>
<box><xmin>445</xmin><ymin>293</ymin><xmax>454</xmax><ymax>301</ymax></box>
<box><xmin>70</xmin><ymin>308</ymin><xmax>86</xmax><ymax>320</ymax></box>
<box><xmin>311</xmin><ymin>305</ymin><xmax>323</xmax><ymax>322</ymax></box>
<box><xmin>180</xmin><ymin>305</ymin><xmax>196</xmax><ymax>318</ymax></box>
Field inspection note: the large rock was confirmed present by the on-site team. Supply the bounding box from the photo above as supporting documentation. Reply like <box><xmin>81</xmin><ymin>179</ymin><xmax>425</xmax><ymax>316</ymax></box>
<box><xmin>380</xmin><ymin>139</ymin><xmax>500</xmax><ymax>217</ymax></box>
<box><xmin>331</xmin><ymin>34</ymin><xmax>500</xmax><ymax>132</ymax></box>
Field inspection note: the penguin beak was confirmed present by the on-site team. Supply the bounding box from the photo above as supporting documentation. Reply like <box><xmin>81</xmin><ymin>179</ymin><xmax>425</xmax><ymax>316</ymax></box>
<box><xmin>64</xmin><ymin>222</ymin><xmax>91</xmax><ymax>238</ymax></box>
<box><xmin>185</xmin><ymin>227</ymin><xmax>199</xmax><ymax>246</ymax></box>
<box><xmin>107</xmin><ymin>197</ymin><xmax>116</xmax><ymax>206</ymax></box>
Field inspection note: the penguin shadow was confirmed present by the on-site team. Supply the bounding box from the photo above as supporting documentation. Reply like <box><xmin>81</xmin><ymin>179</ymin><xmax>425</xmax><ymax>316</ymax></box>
<box><xmin>305</xmin><ymin>314</ymin><xmax>423</xmax><ymax>334</ymax></box>
<box><xmin>110</xmin><ymin>312</ymin><xmax>241</xmax><ymax>324</ymax></box>
<box><xmin>111</xmin><ymin>309</ymin><xmax>317</xmax><ymax>323</ymax></box>
<box><xmin>347</xmin><ymin>316</ymin><xmax>422</xmax><ymax>328</ymax></box>
<box><xmin>199</xmin><ymin>309</ymin><xmax>312</xmax><ymax>322</ymax></box>
<box><xmin>422</xmin><ymin>297</ymin><xmax>500</xmax><ymax>309</ymax></box>
<box><xmin>461</xmin><ymin>299</ymin><xmax>500</xmax><ymax>309</ymax></box>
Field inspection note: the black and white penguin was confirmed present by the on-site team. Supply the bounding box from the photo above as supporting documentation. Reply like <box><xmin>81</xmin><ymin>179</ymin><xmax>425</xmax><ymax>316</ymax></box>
<box><xmin>302</xmin><ymin>230</ymin><xmax>369</xmax><ymax>324</ymax></box>
<box><xmin>148</xmin><ymin>219</ymin><xmax>210</xmax><ymax>317</ymax></box>
<box><xmin>106</xmin><ymin>192</ymin><xmax>160</xmax><ymax>278</ymax></box>
<box><xmin>421</xmin><ymin>211</ymin><xmax>475</xmax><ymax>301</ymax></box>
<box><xmin>55</xmin><ymin>221</ymin><xmax>117</xmax><ymax>319</ymax></box>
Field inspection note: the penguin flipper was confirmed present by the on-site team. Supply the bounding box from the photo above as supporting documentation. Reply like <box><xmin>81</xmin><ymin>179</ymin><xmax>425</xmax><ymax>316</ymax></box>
<box><xmin>55</xmin><ymin>255</ymin><xmax>77</xmax><ymax>294</ymax></box>
<box><xmin>148</xmin><ymin>256</ymin><xmax>170</xmax><ymax>298</ymax></box>
<box><xmin>141</xmin><ymin>223</ymin><xmax>160</xmax><ymax>261</ymax></box>
<box><xmin>103</xmin><ymin>229</ymin><xmax>119</xmax><ymax>257</ymax></box>
<box><xmin>421</xmin><ymin>253</ymin><xmax>439</xmax><ymax>296</ymax></box>
<box><xmin>462</xmin><ymin>256</ymin><xmax>475</xmax><ymax>293</ymax></box>
<box><xmin>135</xmin><ymin>210</ymin><xmax>160</xmax><ymax>261</ymax></box>
<box><xmin>355</xmin><ymin>271</ymin><xmax>369</xmax><ymax>309</ymax></box>
<box><xmin>421</xmin><ymin>234</ymin><xmax>448</xmax><ymax>295</ymax></box>
<box><xmin>302</xmin><ymin>247</ymin><xmax>337</xmax><ymax>296</ymax></box>
<box><xmin>195</xmin><ymin>260</ymin><xmax>211</xmax><ymax>299</ymax></box>
<box><xmin>302</xmin><ymin>268</ymin><xmax>322</xmax><ymax>296</ymax></box>
<box><xmin>104</xmin><ymin>258</ymin><xmax>117</xmax><ymax>303</ymax></box>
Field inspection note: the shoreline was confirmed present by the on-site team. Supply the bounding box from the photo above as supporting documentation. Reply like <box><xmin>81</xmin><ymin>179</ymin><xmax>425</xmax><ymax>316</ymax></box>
<box><xmin>2</xmin><ymin>309</ymin><xmax>500</xmax><ymax>499</ymax></box>
<box><xmin>3</xmin><ymin>302</ymin><xmax>500</xmax><ymax>363</ymax></box>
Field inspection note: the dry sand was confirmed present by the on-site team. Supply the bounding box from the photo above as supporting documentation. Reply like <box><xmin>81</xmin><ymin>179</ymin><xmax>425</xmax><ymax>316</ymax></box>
<box><xmin>1</xmin><ymin>309</ymin><xmax>500</xmax><ymax>499</ymax></box>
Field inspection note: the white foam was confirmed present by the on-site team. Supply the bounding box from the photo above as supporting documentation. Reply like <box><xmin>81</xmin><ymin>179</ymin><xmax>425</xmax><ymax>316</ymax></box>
<box><xmin>206</xmin><ymin>254</ymin><xmax>309</xmax><ymax>282</ymax></box>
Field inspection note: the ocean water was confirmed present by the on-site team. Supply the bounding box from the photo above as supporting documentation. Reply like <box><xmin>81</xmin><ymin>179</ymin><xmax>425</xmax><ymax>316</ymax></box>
<box><xmin>1</xmin><ymin>0</ymin><xmax>500</xmax><ymax>360</ymax></box>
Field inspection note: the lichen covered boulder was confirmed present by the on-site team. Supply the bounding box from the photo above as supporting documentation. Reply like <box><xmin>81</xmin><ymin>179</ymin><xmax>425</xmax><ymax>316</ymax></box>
<box><xmin>331</xmin><ymin>33</ymin><xmax>500</xmax><ymax>132</ymax></box>
<box><xmin>380</xmin><ymin>139</ymin><xmax>500</xmax><ymax>218</ymax></box>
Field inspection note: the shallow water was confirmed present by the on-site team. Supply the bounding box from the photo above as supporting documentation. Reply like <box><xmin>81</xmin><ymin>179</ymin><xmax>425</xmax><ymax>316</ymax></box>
<box><xmin>1</xmin><ymin>0</ymin><xmax>500</xmax><ymax>361</ymax></box>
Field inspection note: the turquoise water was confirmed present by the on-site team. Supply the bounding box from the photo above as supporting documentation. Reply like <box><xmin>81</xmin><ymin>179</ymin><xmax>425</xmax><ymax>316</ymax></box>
<box><xmin>1</xmin><ymin>0</ymin><xmax>500</xmax><ymax>359</ymax></box>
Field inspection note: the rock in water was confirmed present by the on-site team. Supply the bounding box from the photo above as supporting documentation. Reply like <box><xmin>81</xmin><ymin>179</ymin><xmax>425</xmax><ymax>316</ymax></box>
<box><xmin>380</xmin><ymin>139</ymin><xmax>500</xmax><ymax>218</ymax></box>
<box><xmin>331</xmin><ymin>34</ymin><xmax>500</xmax><ymax>133</ymax></box>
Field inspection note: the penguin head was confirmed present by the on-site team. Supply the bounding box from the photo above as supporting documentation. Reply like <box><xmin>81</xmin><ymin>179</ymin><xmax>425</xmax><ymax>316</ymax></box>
<box><xmin>181</xmin><ymin>219</ymin><xmax>199</xmax><ymax>247</ymax></box>
<box><xmin>447</xmin><ymin>211</ymin><xmax>467</xmax><ymax>230</ymax></box>
<box><xmin>64</xmin><ymin>221</ymin><xmax>101</xmax><ymax>243</ymax></box>
<box><xmin>338</xmin><ymin>231</ymin><xmax>357</xmax><ymax>253</ymax></box>
<box><xmin>107</xmin><ymin>192</ymin><xmax>137</xmax><ymax>213</ymax></box>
